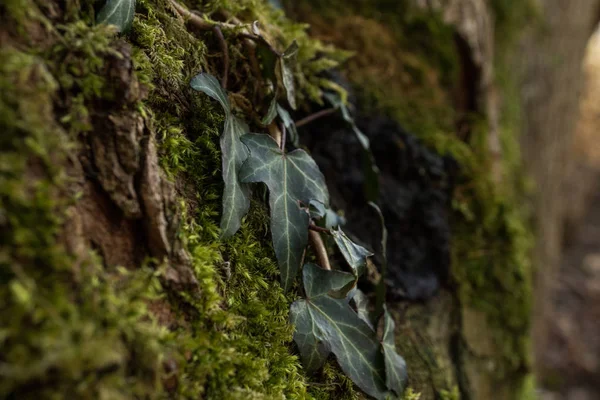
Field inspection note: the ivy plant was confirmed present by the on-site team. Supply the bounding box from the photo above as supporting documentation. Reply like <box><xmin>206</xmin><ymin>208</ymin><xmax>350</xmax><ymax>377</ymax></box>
<box><xmin>190</xmin><ymin>74</ymin><xmax>251</xmax><ymax>238</ymax></box>
<box><xmin>239</xmin><ymin>133</ymin><xmax>329</xmax><ymax>290</ymax></box>
<box><xmin>190</xmin><ymin>71</ymin><xmax>408</xmax><ymax>398</ymax></box>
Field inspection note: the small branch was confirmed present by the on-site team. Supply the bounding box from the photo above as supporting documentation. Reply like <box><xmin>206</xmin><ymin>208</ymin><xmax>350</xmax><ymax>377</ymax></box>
<box><xmin>308</xmin><ymin>224</ymin><xmax>331</xmax><ymax>235</ymax></box>
<box><xmin>280</xmin><ymin>122</ymin><xmax>287</xmax><ymax>151</ymax></box>
<box><xmin>309</xmin><ymin>230</ymin><xmax>331</xmax><ymax>271</ymax></box>
<box><xmin>238</xmin><ymin>33</ymin><xmax>282</xmax><ymax>57</ymax></box>
<box><xmin>169</xmin><ymin>0</ymin><xmax>238</xmax><ymax>31</ymax></box>
<box><xmin>268</xmin><ymin>122</ymin><xmax>282</xmax><ymax>148</ymax></box>
<box><xmin>295</xmin><ymin>107</ymin><xmax>337</xmax><ymax>128</ymax></box>
<box><xmin>212</xmin><ymin>26</ymin><xmax>229</xmax><ymax>89</ymax></box>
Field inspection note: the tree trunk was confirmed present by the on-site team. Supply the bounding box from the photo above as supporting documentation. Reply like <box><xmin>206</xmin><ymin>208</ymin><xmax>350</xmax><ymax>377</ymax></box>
<box><xmin>1</xmin><ymin>0</ymin><xmax>579</xmax><ymax>399</ymax></box>
<box><xmin>517</xmin><ymin>0</ymin><xmax>600</xmax><ymax>377</ymax></box>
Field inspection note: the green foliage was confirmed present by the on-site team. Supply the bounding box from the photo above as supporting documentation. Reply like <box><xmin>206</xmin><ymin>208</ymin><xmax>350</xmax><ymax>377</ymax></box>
<box><xmin>1</xmin><ymin>1</ymin><xmax>362</xmax><ymax>398</ymax></box>
<box><xmin>276</xmin><ymin>103</ymin><xmax>299</xmax><ymax>147</ymax></box>
<box><xmin>382</xmin><ymin>308</ymin><xmax>408</xmax><ymax>396</ymax></box>
<box><xmin>97</xmin><ymin>0</ymin><xmax>136</xmax><ymax>32</ymax></box>
<box><xmin>280</xmin><ymin>40</ymin><xmax>299</xmax><ymax>109</ymax></box>
<box><xmin>190</xmin><ymin>73</ymin><xmax>251</xmax><ymax>238</ymax></box>
<box><xmin>331</xmin><ymin>228</ymin><xmax>373</xmax><ymax>276</ymax></box>
<box><xmin>239</xmin><ymin>133</ymin><xmax>329</xmax><ymax>291</ymax></box>
<box><xmin>290</xmin><ymin>264</ymin><xmax>388</xmax><ymax>398</ymax></box>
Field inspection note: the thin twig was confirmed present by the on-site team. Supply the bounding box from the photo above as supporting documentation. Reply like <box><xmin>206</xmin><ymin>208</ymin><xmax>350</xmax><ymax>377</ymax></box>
<box><xmin>268</xmin><ymin>122</ymin><xmax>282</xmax><ymax>147</ymax></box>
<box><xmin>169</xmin><ymin>0</ymin><xmax>238</xmax><ymax>30</ymax></box>
<box><xmin>308</xmin><ymin>224</ymin><xmax>331</xmax><ymax>234</ymax></box>
<box><xmin>280</xmin><ymin>122</ymin><xmax>287</xmax><ymax>151</ymax></box>
<box><xmin>212</xmin><ymin>26</ymin><xmax>229</xmax><ymax>89</ymax></box>
<box><xmin>309</xmin><ymin>230</ymin><xmax>331</xmax><ymax>271</ymax></box>
<box><xmin>295</xmin><ymin>107</ymin><xmax>337</xmax><ymax>128</ymax></box>
<box><xmin>238</xmin><ymin>33</ymin><xmax>282</xmax><ymax>57</ymax></box>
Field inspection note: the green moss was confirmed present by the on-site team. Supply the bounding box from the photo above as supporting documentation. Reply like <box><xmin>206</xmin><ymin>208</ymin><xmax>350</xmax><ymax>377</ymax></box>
<box><xmin>287</xmin><ymin>0</ymin><xmax>534</xmax><ymax>397</ymax></box>
<box><xmin>0</xmin><ymin>0</ymin><xmax>363</xmax><ymax>398</ymax></box>
<box><xmin>0</xmin><ymin>43</ymin><xmax>167</xmax><ymax>399</ymax></box>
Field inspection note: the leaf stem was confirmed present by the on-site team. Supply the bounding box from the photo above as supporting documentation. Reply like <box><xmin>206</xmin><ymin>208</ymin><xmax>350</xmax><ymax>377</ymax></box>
<box><xmin>212</xmin><ymin>26</ymin><xmax>229</xmax><ymax>89</ymax></box>
<box><xmin>295</xmin><ymin>107</ymin><xmax>337</xmax><ymax>128</ymax></box>
<box><xmin>309</xmin><ymin>230</ymin><xmax>331</xmax><ymax>271</ymax></box>
<box><xmin>308</xmin><ymin>223</ymin><xmax>331</xmax><ymax>235</ymax></box>
<box><xmin>280</xmin><ymin>122</ymin><xmax>287</xmax><ymax>151</ymax></box>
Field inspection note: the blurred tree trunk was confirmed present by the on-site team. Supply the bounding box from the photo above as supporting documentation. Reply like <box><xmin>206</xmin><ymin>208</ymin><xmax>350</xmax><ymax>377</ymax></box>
<box><xmin>517</xmin><ymin>0</ymin><xmax>600</xmax><ymax>376</ymax></box>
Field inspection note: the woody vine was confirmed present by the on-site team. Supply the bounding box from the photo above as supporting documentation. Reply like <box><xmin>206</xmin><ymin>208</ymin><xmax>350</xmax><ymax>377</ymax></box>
<box><xmin>97</xmin><ymin>0</ymin><xmax>408</xmax><ymax>398</ymax></box>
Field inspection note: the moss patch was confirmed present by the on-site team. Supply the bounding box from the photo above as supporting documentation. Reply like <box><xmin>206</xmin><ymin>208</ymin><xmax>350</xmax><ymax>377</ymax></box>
<box><xmin>0</xmin><ymin>0</ymin><xmax>363</xmax><ymax>398</ymax></box>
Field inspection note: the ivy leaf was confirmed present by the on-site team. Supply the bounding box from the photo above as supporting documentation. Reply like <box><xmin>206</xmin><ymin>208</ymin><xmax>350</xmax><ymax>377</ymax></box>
<box><xmin>351</xmin><ymin>289</ymin><xmax>374</xmax><ymax>329</ymax></box>
<box><xmin>280</xmin><ymin>41</ymin><xmax>299</xmax><ymax>110</ymax></box>
<box><xmin>239</xmin><ymin>134</ymin><xmax>329</xmax><ymax>290</ymax></box>
<box><xmin>97</xmin><ymin>0</ymin><xmax>136</xmax><ymax>32</ymax></box>
<box><xmin>331</xmin><ymin>228</ymin><xmax>373</xmax><ymax>276</ymax></box>
<box><xmin>309</xmin><ymin>200</ymin><xmax>345</xmax><ymax>229</ymax></box>
<box><xmin>382</xmin><ymin>307</ymin><xmax>408</xmax><ymax>396</ymax></box>
<box><xmin>276</xmin><ymin>104</ymin><xmax>299</xmax><ymax>147</ymax></box>
<box><xmin>262</xmin><ymin>96</ymin><xmax>278</xmax><ymax>125</ymax></box>
<box><xmin>190</xmin><ymin>73</ymin><xmax>251</xmax><ymax>238</ymax></box>
<box><xmin>290</xmin><ymin>263</ymin><xmax>388</xmax><ymax>399</ymax></box>
<box><xmin>369</xmin><ymin>202</ymin><xmax>388</xmax><ymax>317</ymax></box>
<box><xmin>325</xmin><ymin>92</ymin><xmax>380</xmax><ymax>201</ymax></box>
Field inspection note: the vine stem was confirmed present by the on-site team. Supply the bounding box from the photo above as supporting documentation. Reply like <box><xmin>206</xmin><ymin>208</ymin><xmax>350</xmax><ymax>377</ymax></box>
<box><xmin>308</xmin><ymin>224</ymin><xmax>331</xmax><ymax>234</ymax></box>
<box><xmin>308</xmin><ymin>230</ymin><xmax>331</xmax><ymax>271</ymax></box>
<box><xmin>280</xmin><ymin>122</ymin><xmax>287</xmax><ymax>151</ymax></box>
<box><xmin>295</xmin><ymin>107</ymin><xmax>337</xmax><ymax>128</ymax></box>
<box><xmin>212</xmin><ymin>26</ymin><xmax>229</xmax><ymax>89</ymax></box>
<box><xmin>169</xmin><ymin>0</ymin><xmax>237</xmax><ymax>30</ymax></box>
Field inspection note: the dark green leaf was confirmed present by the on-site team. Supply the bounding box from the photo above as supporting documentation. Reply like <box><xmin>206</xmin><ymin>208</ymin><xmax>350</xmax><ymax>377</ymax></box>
<box><xmin>290</xmin><ymin>264</ymin><xmax>389</xmax><ymax>399</ymax></box>
<box><xmin>190</xmin><ymin>73</ymin><xmax>251</xmax><ymax>238</ymax></box>
<box><xmin>324</xmin><ymin>92</ymin><xmax>380</xmax><ymax>201</ymax></box>
<box><xmin>351</xmin><ymin>289</ymin><xmax>374</xmax><ymax>329</ymax></box>
<box><xmin>309</xmin><ymin>200</ymin><xmax>345</xmax><ymax>229</ymax></box>
<box><xmin>382</xmin><ymin>307</ymin><xmax>408</xmax><ymax>396</ymax></box>
<box><xmin>276</xmin><ymin>104</ymin><xmax>299</xmax><ymax>147</ymax></box>
<box><xmin>97</xmin><ymin>0</ymin><xmax>136</xmax><ymax>32</ymax></box>
<box><xmin>280</xmin><ymin>41</ymin><xmax>299</xmax><ymax>110</ymax></box>
<box><xmin>262</xmin><ymin>96</ymin><xmax>278</xmax><ymax>125</ymax></box>
<box><xmin>369</xmin><ymin>202</ymin><xmax>388</xmax><ymax>317</ymax></box>
<box><xmin>239</xmin><ymin>134</ymin><xmax>329</xmax><ymax>290</ymax></box>
<box><xmin>331</xmin><ymin>228</ymin><xmax>373</xmax><ymax>276</ymax></box>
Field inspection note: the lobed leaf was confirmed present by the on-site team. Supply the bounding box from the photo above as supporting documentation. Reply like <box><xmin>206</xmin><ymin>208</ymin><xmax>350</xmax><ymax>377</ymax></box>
<box><xmin>331</xmin><ymin>228</ymin><xmax>373</xmax><ymax>276</ymax></box>
<box><xmin>97</xmin><ymin>0</ymin><xmax>136</xmax><ymax>32</ymax></box>
<box><xmin>190</xmin><ymin>73</ymin><xmax>251</xmax><ymax>238</ymax></box>
<box><xmin>239</xmin><ymin>134</ymin><xmax>328</xmax><ymax>290</ymax></box>
<box><xmin>290</xmin><ymin>264</ymin><xmax>389</xmax><ymax>399</ymax></box>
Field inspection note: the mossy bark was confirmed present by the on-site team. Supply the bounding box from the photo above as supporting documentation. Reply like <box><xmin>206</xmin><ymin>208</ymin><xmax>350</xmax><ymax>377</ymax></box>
<box><xmin>1</xmin><ymin>0</ymin><xmax>535</xmax><ymax>399</ymax></box>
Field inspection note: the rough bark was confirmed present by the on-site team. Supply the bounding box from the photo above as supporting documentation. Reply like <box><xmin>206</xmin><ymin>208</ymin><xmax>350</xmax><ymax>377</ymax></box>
<box><xmin>0</xmin><ymin>0</ymin><xmax>541</xmax><ymax>399</ymax></box>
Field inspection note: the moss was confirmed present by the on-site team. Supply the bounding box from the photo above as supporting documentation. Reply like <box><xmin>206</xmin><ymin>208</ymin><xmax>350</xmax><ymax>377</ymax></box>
<box><xmin>0</xmin><ymin>42</ymin><xmax>167</xmax><ymax>399</ymax></box>
<box><xmin>0</xmin><ymin>0</ymin><xmax>363</xmax><ymax>398</ymax></box>
<box><xmin>286</xmin><ymin>0</ymin><xmax>534</xmax><ymax>397</ymax></box>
